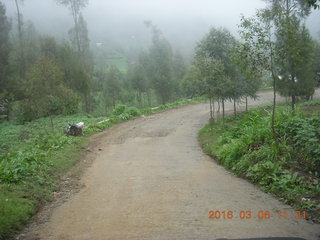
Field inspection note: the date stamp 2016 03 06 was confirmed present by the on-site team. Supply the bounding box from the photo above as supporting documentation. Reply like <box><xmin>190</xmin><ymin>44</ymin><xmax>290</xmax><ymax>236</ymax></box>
<box><xmin>208</xmin><ymin>210</ymin><xmax>308</xmax><ymax>220</ymax></box>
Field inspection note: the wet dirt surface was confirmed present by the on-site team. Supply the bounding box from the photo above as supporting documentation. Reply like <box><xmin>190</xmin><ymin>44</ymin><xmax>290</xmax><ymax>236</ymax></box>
<box><xmin>21</xmin><ymin>91</ymin><xmax>320</xmax><ymax>240</ymax></box>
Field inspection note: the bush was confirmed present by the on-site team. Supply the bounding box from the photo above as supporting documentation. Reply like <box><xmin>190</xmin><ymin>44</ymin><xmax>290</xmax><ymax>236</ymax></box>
<box><xmin>199</xmin><ymin>103</ymin><xmax>320</xmax><ymax>214</ymax></box>
<box><xmin>112</xmin><ymin>104</ymin><xmax>127</xmax><ymax>116</ymax></box>
<box><xmin>125</xmin><ymin>107</ymin><xmax>141</xmax><ymax>117</ymax></box>
<box><xmin>277</xmin><ymin>116</ymin><xmax>320</xmax><ymax>172</ymax></box>
<box><xmin>0</xmin><ymin>148</ymin><xmax>49</xmax><ymax>183</ymax></box>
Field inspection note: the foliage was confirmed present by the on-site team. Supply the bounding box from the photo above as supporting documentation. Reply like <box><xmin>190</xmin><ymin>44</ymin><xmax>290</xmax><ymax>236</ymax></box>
<box><xmin>0</xmin><ymin>94</ymin><xmax>206</xmax><ymax>239</ymax></box>
<box><xmin>112</xmin><ymin>104</ymin><xmax>127</xmax><ymax>116</ymax></box>
<box><xmin>0</xmin><ymin>2</ymin><xmax>11</xmax><ymax>96</ymax></box>
<box><xmin>194</xmin><ymin>27</ymin><xmax>238</xmax><ymax>102</ymax></box>
<box><xmin>19</xmin><ymin>57</ymin><xmax>79</xmax><ymax>122</ymax></box>
<box><xmin>255</xmin><ymin>0</ymin><xmax>317</xmax><ymax>110</ymax></box>
<box><xmin>275</xmin><ymin>15</ymin><xmax>316</xmax><ymax>101</ymax></box>
<box><xmin>56</xmin><ymin>0</ymin><xmax>89</xmax><ymax>53</ymax></box>
<box><xmin>306</xmin><ymin>0</ymin><xmax>320</xmax><ymax>8</ymax></box>
<box><xmin>143</xmin><ymin>23</ymin><xmax>175</xmax><ymax>104</ymax></box>
<box><xmin>128</xmin><ymin>63</ymin><xmax>149</xmax><ymax>106</ymax></box>
<box><xmin>181</xmin><ymin>64</ymin><xmax>205</xmax><ymax>98</ymax></box>
<box><xmin>103</xmin><ymin>66</ymin><xmax>124</xmax><ymax>108</ymax></box>
<box><xmin>199</xmin><ymin>103</ymin><xmax>320</xmax><ymax>216</ymax></box>
<box><xmin>277</xmin><ymin>116</ymin><xmax>320</xmax><ymax>171</ymax></box>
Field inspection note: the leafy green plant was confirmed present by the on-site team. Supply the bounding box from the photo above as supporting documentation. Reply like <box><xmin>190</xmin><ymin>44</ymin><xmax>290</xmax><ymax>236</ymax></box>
<box><xmin>199</xmin><ymin>102</ymin><xmax>320</xmax><ymax>220</ymax></box>
<box><xmin>112</xmin><ymin>104</ymin><xmax>127</xmax><ymax>116</ymax></box>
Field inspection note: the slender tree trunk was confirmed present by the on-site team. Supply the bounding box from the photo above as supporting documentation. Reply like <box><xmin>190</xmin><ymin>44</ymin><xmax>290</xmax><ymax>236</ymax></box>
<box><xmin>291</xmin><ymin>74</ymin><xmax>296</xmax><ymax>111</ymax></box>
<box><xmin>233</xmin><ymin>98</ymin><xmax>237</xmax><ymax>116</ymax></box>
<box><xmin>271</xmin><ymin>75</ymin><xmax>278</xmax><ymax>145</ymax></box>
<box><xmin>209</xmin><ymin>90</ymin><xmax>214</xmax><ymax>121</ymax></box>
<box><xmin>269</xmin><ymin>31</ymin><xmax>278</xmax><ymax>145</ymax></box>
<box><xmin>14</xmin><ymin>0</ymin><xmax>25</xmax><ymax>77</ymax></box>
<box><xmin>222</xmin><ymin>99</ymin><xmax>225</xmax><ymax>121</ymax></box>
<box><xmin>210</xmin><ymin>98</ymin><xmax>215</xmax><ymax>135</ymax></box>
<box><xmin>147</xmin><ymin>90</ymin><xmax>151</xmax><ymax>107</ymax></box>
<box><xmin>212</xmin><ymin>98</ymin><xmax>215</xmax><ymax>121</ymax></box>
<box><xmin>70</xmin><ymin>3</ymin><xmax>81</xmax><ymax>54</ymax></box>
<box><xmin>291</xmin><ymin>95</ymin><xmax>296</xmax><ymax>111</ymax></box>
<box><xmin>209</xmin><ymin>95</ymin><xmax>213</xmax><ymax>119</ymax></box>
<box><xmin>137</xmin><ymin>91</ymin><xmax>142</xmax><ymax>107</ymax></box>
<box><xmin>217</xmin><ymin>100</ymin><xmax>220</xmax><ymax>120</ymax></box>
<box><xmin>245</xmin><ymin>96</ymin><xmax>248</xmax><ymax>112</ymax></box>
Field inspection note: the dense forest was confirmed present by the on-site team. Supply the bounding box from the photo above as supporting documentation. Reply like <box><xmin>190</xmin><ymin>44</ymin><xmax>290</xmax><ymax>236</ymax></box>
<box><xmin>0</xmin><ymin>0</ymin><xmax>319</xmax><ymax>123</ymax></box>
<box><xmin>0</xmin><ymin>0</ymin><xmax>190</xmax><ymax>122</ymax></box>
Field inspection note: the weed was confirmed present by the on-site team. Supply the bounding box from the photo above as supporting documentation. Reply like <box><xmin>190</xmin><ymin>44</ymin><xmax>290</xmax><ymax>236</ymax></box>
<box><xmin>199</xmin><ymin>102</ymin><xmax>320</xmax><ymax>221</ymax></box>
<box><xmin>0</xmin><ymin>96</ymin><xmax>207</xmax><ymax>239</ymax></box>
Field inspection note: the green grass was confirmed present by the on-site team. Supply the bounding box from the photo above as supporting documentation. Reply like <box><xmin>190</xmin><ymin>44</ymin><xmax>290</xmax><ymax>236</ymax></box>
<box><xmin>0</xmin><ymin>96</ymin><xmax>206</xmax><ymax>240</ymax></box>
<box><xmin>199</xmin><ymin>101</ymin><xmax>320</xmax><ymax>222</ymax></box>
<box><xmin>0</xmin><ymin>187</ymin><xmax>35</xmax><ymax>239</ymax></box>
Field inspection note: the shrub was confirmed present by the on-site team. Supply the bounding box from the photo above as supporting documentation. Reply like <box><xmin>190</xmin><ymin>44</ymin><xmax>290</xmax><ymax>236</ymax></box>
<box><xmin>125</xmin><ymin>107</ymin><xmax>141</xmax><ymax>117</ymax></box>
<box><xmin>199</xmin><ymin>103</ymin><xmax>320</xmax><ymax>214</ymax></box>
<box><xmin>112</xmin><ymin>104</ymin><xmax>127</xmax><ymax>116</ymax></box>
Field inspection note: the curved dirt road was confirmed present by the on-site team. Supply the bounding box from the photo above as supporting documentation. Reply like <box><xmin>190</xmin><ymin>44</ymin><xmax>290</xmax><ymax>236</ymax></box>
<box><xmin>27</xmin><ymin>91</ymin><xmax>320</xmax><ymax>240</ymax></box>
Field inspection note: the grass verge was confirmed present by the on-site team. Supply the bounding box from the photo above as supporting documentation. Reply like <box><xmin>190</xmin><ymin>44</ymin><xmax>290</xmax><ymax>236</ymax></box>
<box><xmin>199</xmin><ymin>100</ymin><xmax>320</xmax><ymax>222</ymax></box>
<box><xmin>0</xmin><ymin>96</ymin><xmax>206</xmax><ymax>240</ymax></box>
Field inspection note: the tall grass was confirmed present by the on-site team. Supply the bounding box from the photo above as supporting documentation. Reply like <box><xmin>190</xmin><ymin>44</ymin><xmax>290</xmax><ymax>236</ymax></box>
<box><xmin>0</xmin><ymin>96</ymin><xmax>206</xmax><ymax>239</ymax></box>
<box><xmin>199</xmin><ymin>101</ymin><xmax>320</xmax><ymax>221</ymax></box>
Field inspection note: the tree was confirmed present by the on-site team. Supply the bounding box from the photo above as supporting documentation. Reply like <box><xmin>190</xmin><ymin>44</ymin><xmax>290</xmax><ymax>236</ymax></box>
<box><xmin>194</xmin><ymin>56</ymin><xmax>231</xmax><ymax>120</ymax></box>
<box><xmin>145</xmin><ymin>23</ymin><xmax>174</xmax><ymax>104</ymax></box>
<box><xmin>306</xmin><ymin>0</ymin><xmax>320</xmax><ymax>8</ymax></box>
<box><xmin>23</xmin><ymin>21</ymin><xmax>40</xmax><ymax>68</ymax></box>
<box><xmin>128</xmin><ymin>63</ymin><xmax>148</xmax><ymax>107</ymax></box>
<box><xmin>172</xmin><ymin>51</ymin><xmax>187</xmax><ymax>98</ymax></box>
<box><xmin>68</xmin><ymin>13</ymin><xmax>92</xmax><ymax>70</ymax></box>
<box><xmin>56</xmin><ymin>0</ymin><xmax>92</xmax><ymax>112</ymax></box>
<box><xmin>0</xmin><ymin>2</ymin><xmax>11</xmax><ymax>119</ymax></box>
<box><xmin>136</xmin><ymin>50</ymin><xmax>153</xmax><ymax>106</ymax></box>
<box><xmin>233</xmin><ymin>41</ymin><xmax>262</xmax><ymax>112</ymax></box>
<box><xmin>13</xmin><ymin>0</ymin><xmax>26</xmax><ymax>77</ymax></box>
<box><xmin>239</xmin><ymin>12</ymin><xmax>279</xmax><ymax>142</ymax></box>
<box><xmin>264</xmin><ymin>0</ymin><xmax>311</xmax><ymax>19</ymax></box>
<box><xmin>275</xmin><ymin>17</ymin><xmax>315</xmax><ymax>106</ymax></box>
<box><xmin>8</xmin><ymin>20</ymin><xmax>40</xmax><ymax>104</ymax></box>
<box><xmin>181</xmin><ymin>64</ymin><xmax>204</xmax><ymax>98</ymax></box>
<box><xmin>312</xmin><ymin>40</ymin><xmax>320</xmax><ymax>87</ymax></box>
<box><xmin>21</xmin><ymin>57</ymin><xmax>78</xmax><ymax>122</ymax></box>
<box><xmin>56</xmin><ymin>0</ymin><xmax>89</xmax><ymax>54</ymax></box>
<box><xmin>103</xmin><ymin>66</ymin><xmax>123</xmax><ymax>108</ymax></box>
<box><xmin>264</xmin><ymin>0</ymin><xmax>316</xmax><ymax>110</ymax></box>
<box><xmin>0</xmin><ymin>2</ymin><xmax>11</xmax><ymax>93</ymax></box>
<box><xmin>40</xmin><ymin>36</ymin><xmax>58</xmax><ymax>61</ymax></box>
<box><xmin>55</xmin><ymin>42</ymin><xmax>92</xmax><ymax>112</ymax></box>
<box><xmin>194</xmin><ymin>27</ymin><xmax>238</xmax><ymax>119</ymax></box>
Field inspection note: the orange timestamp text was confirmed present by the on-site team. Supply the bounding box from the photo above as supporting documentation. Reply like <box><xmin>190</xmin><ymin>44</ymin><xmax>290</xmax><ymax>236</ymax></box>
<box><xmin>208</xmin><ymin>210</ymin><xmax>307</xmax><ymax>220</ymax></box>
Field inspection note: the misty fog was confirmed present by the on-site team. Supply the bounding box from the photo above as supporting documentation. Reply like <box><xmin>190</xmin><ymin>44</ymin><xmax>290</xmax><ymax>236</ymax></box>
<box><xmin>3</xmin><ymin>0</ymin><xmax>320</xmax><ymax>59</ymax></box>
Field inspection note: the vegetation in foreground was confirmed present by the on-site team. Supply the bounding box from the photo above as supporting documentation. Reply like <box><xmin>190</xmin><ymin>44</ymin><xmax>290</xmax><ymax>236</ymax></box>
<box><xmin>199</xmin><ymin>100</ymin><xmax>320</xmax><ymax>222</ymax></box>
<box><xmin>0</xmin><ymin>97</ymin><xmax>205</xmax><ymax>240</ymax></box>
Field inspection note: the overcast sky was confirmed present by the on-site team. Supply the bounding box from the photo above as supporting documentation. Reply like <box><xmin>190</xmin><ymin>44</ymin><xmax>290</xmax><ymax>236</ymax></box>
<box><xmin>3</xmin><ymin>0</ymin><xmax>320</xmax><ymax>57</ymax></box>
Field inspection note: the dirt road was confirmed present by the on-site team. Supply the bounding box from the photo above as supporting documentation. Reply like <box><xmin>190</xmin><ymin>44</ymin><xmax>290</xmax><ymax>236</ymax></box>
<box><xmin>26</xmin><ymin>91</ymin><xmax>320</xmax><ymax>240</ymax></box>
